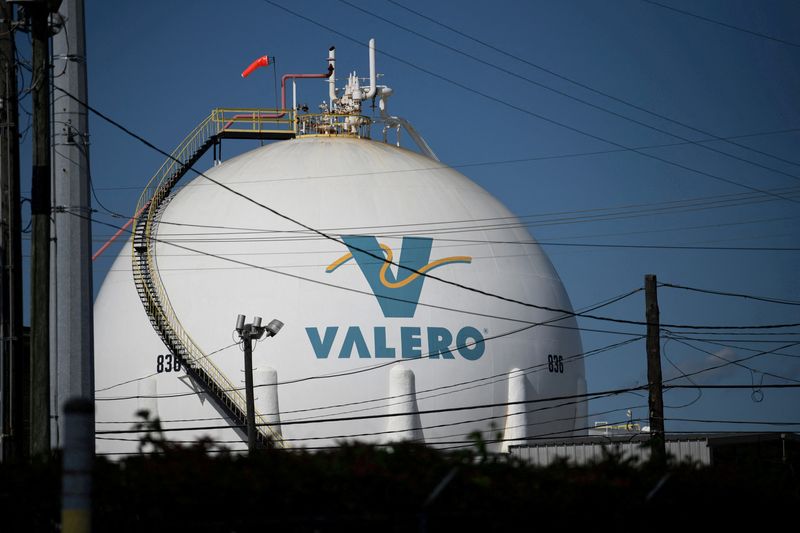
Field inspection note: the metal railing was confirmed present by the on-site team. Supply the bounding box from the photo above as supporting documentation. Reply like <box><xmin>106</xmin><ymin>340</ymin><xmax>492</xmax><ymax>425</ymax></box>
<box><xmin>297</xmin><ymin>112</ymin><xmax>371</xmax><ymax>138</ymax></box>
<box><xmin>211</xmin><ymin>108</ymin><xmax>296</xmax><ymax>136</ymax></box>
<box><xmin>131</xmin><ymin>109</ymin><xmax>288</xmax><ymax>447</ymax></box>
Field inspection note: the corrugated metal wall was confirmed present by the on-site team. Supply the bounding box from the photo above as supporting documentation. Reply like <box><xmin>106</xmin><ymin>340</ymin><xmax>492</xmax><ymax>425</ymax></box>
<box><xmin>509</xmin><ymin>438</ymin><xmax>711</xmax><ymax>466</ymax></box>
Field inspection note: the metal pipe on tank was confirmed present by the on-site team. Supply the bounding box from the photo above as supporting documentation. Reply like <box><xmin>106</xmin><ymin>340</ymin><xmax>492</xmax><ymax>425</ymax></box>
<box><xmin>365</xmin><ymin>38</ymin><xmax>377</xmax><ymax>99</ymax></box>
<box><xmin>238</xmin><ymin>55</ymin><xmax>333</xmax><ymax>122</ymax></box>
<box><xmin>328</xmin><ymin>46</ymin><xmax>337</xmax><ymax>111</ymax></box>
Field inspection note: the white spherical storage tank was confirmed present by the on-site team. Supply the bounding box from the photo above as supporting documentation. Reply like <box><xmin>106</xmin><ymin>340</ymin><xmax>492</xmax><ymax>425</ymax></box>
<box><xmin>94</xmin><ymin>135</ymin><xmax>586</xmax><ymax>454</ymax></box>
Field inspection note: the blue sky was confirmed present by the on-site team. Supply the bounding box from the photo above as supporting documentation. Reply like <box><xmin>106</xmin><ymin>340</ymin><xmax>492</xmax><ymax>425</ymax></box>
<box><xmin>21</xmin><ymin>0</ymin><xmax>799</xmax><ymax>435</ymax></box>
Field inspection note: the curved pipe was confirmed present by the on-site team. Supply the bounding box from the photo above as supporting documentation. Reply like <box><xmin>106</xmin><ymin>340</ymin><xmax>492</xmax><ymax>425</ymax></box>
<box><xmin>232</xmin><ymin>63</ymin><xmax>334</xmax><ymax>125</ymax></box>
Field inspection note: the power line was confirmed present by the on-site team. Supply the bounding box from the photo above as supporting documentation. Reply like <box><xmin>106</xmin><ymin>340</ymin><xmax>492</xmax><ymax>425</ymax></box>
<box><xmin>662</xmin><ymin>342</ymin><xmax>800</xmax><ymax>383</ymax></box>
<box><xmin>659</xmin><ymin>281</ymin><xmax>800</xmax><ymax>306</ymax></box>
<box><xmin>98</xmin><ymin>403</ymin><xmax>636</xmax><ymax>447</ymax></box>
<box><xmin>60</xmin><ymin>89</ymin><xmax>645</xmax><ymax>328</ymax></box>
<box><xmin>78</xmin><ymin>210</ymin><xmax>604</xmax><ymax>334</ymax></box>
<box><xmin>82</xmin><ymin>130</ymin><xmax>800</xmax><ymax>194</ymax></box>
<box><xmin>96</xmin><ymin>337</ymin><xmax>643</xmax><ymax>426</ymax></box>
<box><xmin>662</xmin><ymin>338</ymin><xmax>703</xmax><ymax>409</ymax></box>
<box><xmin>667</xmin><ymin>330</ymin><xmax>800</xmax><ymax>337</ymax></box>
<box><xmin>385</xmin><ymin>0</ymin><xmax>800</xmax><ymax>170</ymax></box>
<box><xmin>94</xmin><ymin>381</ymin><xmax>800</xmax><ymax>438</ymax></box>
<box><xmin>112</xmin><ymin>206</ymin><xmax>800</xmax><ymax>242</ymax></box>
<box><xmin>664</xmin><ymin>418</ymin><xmax>800</xmax><ymax>426</ymax></box>
<box><xmin>75</xmin><ymin>213</ymin><xmax>800</xmax><ymax>339</ymax></box>
<box><xmin>94</xmin><ymin>194</ymin><xmax>800</xmax><ymax>243</ymax></box>
<box><xmin>338</xmin><ymin>0</ymin><xmax>800</xmax><ymax>186</ymax></box>
<box><xmin>94</xmin><ymin>386</ymin><xmax>648</xmax><ymax>435</ymax></box>
<box><xmin>72</xmin><ymin>216</ymin><xmax>800</xmax><ymax>376</ymax></box>
<box><xmin>665</xmin><ymin>336</ymin><xmax>800</xmax><ymax>384</ymax></box>
<box><xmin>94</xmin><ymin>427</ymin><xmax>795</xmax><ymax>455</ymax></box>
<box><xmin>94</xmin><ymin>341</ymin><xmax>241</xmax><ymax>393</ymax></box>
<box><xmin>639</xmin><ymin>0</ymin><xmax>800</xmax><ymax>48</ymax></box>
<box><xmin>93</xmin><ymin>321</ymin><xmax>640</xmax><ymax>404</ymax></box>
<box><xmin>260</xmin><ymin>0</ymin><xmax>799</xmax><ymax>203</ymax></box>
<box><xmin>664</xmin><ymin>383</ymin><xmax>800</xmax><ymax>390</ymax></box>
<box><xmin>662</xmin><ymin>334</ymin><xmax>800</xmax><ymax>358</ymax></box>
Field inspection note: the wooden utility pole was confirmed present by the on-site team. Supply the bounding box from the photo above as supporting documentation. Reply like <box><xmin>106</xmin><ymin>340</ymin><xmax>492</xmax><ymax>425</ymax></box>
<box><xmin>0</xmin><ymin>0</ymin><xmax>26</xmax><ymax>461</ymax></box>
<box><xmin>29</xmin><ymin>0</ymin><xmax>51</xmax><ymax>456</ymax></box>
<box><xmin>645</xmin><ymin>274</ymin><xmax>665</xmax><ymax>465</ymax></box>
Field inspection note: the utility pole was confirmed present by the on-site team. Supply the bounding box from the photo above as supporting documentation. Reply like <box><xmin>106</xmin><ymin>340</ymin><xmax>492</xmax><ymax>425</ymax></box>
<box><xmin>0</xmin><ymin>0</ymin><xmax>25</xmax><ymax>461</ymax></box>
<box><xmin>50</xmin><ymin>0</ymin><xmax>93</xmax><ymax>450</ymax></box>
<box><xmin>645</xmin><ymin>274</ymin><xmax>665</xmax><ymax>466</ymax></box>
<box><xmin>29</xmin><ymin>0</ymin><xmax>53</xmax><ymax>457</ymax></box>
<box><xmin>234</xmin><ymin>315</ymin><xmax>283</xmax><ymax>453</ymax></box>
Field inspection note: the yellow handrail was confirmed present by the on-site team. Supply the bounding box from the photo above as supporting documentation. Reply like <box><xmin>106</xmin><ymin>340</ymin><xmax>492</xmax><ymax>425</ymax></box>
<box><xmin>131</xmin><ymin>109</ymin><xmax>289</xmax><ymax>447</ymax></box>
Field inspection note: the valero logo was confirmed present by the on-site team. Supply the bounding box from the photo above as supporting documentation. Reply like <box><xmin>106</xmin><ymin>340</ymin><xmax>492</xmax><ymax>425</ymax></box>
<box><xmin>304</xmin><ymin>235</ymin><xmax>486</xmax><ymax>361</ymax></box>
<box><xmin>326</xmin><ymin>235</ymin><xmax>472</xmax><ymax>318</ymax></box>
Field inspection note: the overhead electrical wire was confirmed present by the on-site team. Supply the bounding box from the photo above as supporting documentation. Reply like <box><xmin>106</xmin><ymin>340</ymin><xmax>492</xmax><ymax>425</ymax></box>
<box><xmin>87</xmin><ymin>188</ymin><xmax>800</xmax><ymax>254</ymax></box>
<box><xmin>659</xmin><ymin>281</ymin><xmax>800</xmax><ymax>306</ymax></box>
<box><xmin>665</xmin><ymin>383</ymin><xmax>800</xmax><ymax>390</ymax></box>
<box><xmin>272</xmin><ymin>339</ymin><xmax>640</xmax><ymax>424</ymax></box>
<box><xmin>95</xmin><ymin>419</ymin><xmax>632</xmax><ymax>454</ymax></box>
<box><xmin>95</xmin><ymin>391</ymin><xmax>800</xmax><ymax>442</ymax></box>
<box><xmin>665</xmin><ymin>336</ymin><xmax>800</xmax><ymax>384</ymax></box>
<box><xmin>386</xmin><ymin>0</ymin><xmax>800</xmax><ymax>169</ymax></box>
<box><xmin>95</xmin><ymin>386</ymin><xmax>650</xmax><ymax>435</ymax></box>
<box><xmin>96</xmin><ymin>420</ymin><xmax>800</xmax><ymax>449</ymax></box>
<box><xmin>67</xmin><ymin>215</ymin><xmax>800</xmax><ymax>392</ymax></box>
<box><xmin>662</xmin><ymin>334</ymin><xmax>800</xmax><ymax>358</ymax></box>
<box><xmin>95</xmin><ymin>427</ymin><xmax>799</xmax><ymax>456</ymax></box>
<box><xmin>124</xmin><ymin>208</ymin><xmax>800</xmax><ymax>242</ymax></box>
<box><xmin>338</xmin><ymin>0</ymin><xmax>800</xmax><ymax>187</ymax></box>
<box><xmin>117</xmin><ymin>205</ymin><xmax>800</xmax><ymax>243</ymax></box>
<box><xmin>93</xmin><ymin>320</ymin><xmax>642</xmax><ymax>403</ymax></box>
<box><xmin>95</xmin><ymin>341</ymin><xmax>241</xmax><ymax>393</ymax></box>
<box><xmin>99</xmin><ymin>403</ymin><xmax>641</xmax><ymax>447</ymax></box>
<box><xmin>661</xmin><ymin>342</ymin><xmax>800</xmax><ymax>383</ymax></box>
<box><xmin>663</xmin><ymin>418</ymin><xmax>800</xmax><ymax>426</ymax></box>
<box><xmin>639</xmin><ymin>0</ymin><xmax>800</xmax><ymax>48</ymax></box>
<box><xmin>95</xmin><ymin>380</ymin><xmax>626</xmax><ymax>428</ymax></box>
<box><xmin>100</xmin><ymin>337</ymin><xmax>643</xmax><ymax>426</ymax></box>
<box><xmin>84</xmin><ymin>129</ymin><xmax>800</xmax><ymax>194</ymax></box>
<box><xmin>68</xmin><ymin>209</ymin><xmax>800</xmax><ymax>338</ymax></box>
<box><xmin>661</xmin><ymin>338</ymin><xmax>703</xmax><ymax>409</ymax></box>
<box><xmin>260</xmin><ymin>0</ymin><xmax>799</xmax><ymax>203</ymax></box>
<box><xmin>666</xmin><ymin>330</ymin><xmax>800</xmax><ymax>337</ymax></box>
<box><xmin>76</xmin><ymin>216</ymin><xmax>657</xmax><ymax>370</ymax></box>
<box><xmin>58</xmin><ymin>87</ymin><xmax>667</xmax><ymax>328</ymax></box>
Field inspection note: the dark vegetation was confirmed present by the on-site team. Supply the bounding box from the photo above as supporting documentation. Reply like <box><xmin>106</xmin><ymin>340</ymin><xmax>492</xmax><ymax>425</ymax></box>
<box><xmin>1</xmin><ymin>420</ymin><xmax>797</xmax><ymax>531</ymax></box>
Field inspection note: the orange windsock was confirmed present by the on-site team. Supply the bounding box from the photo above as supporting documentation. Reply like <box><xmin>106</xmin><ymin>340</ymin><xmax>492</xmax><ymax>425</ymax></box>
<box><xmin>241</xmin><ymin>55</ymin><xmax>270</xmax><ymax>78</ymax></box>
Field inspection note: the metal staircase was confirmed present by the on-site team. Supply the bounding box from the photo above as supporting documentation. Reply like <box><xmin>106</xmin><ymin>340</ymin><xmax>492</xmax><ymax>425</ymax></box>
<box><xmin>131</xmin><ymin>109</ymin><xmax>296</xmax><ymax>448</ymax></box>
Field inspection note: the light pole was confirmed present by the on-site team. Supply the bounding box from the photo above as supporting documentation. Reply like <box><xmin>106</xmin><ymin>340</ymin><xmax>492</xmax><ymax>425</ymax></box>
<box><xmin>235</xmin><ymin>315</ymin><xmax>283</xmax><ymax>453</ymax></box>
